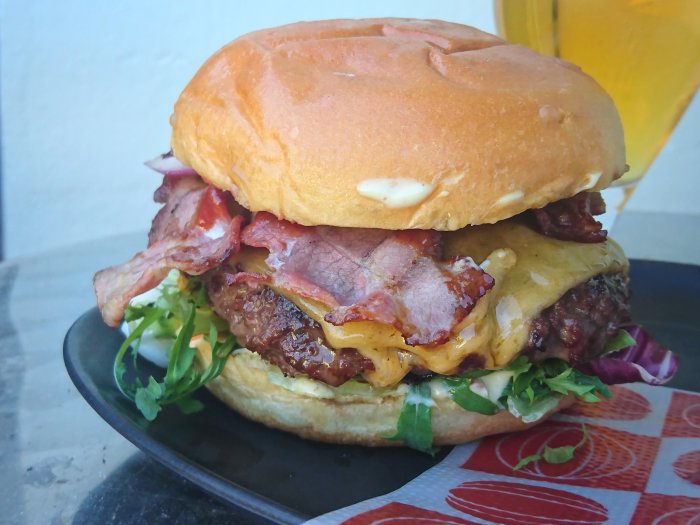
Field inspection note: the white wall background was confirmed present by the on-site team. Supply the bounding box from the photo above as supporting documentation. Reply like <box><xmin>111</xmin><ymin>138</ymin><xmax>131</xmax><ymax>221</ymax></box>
<box><xmin>1</xmin><ymin>1</ymin><xmax>698</xmax><ymax>259</ymax></box>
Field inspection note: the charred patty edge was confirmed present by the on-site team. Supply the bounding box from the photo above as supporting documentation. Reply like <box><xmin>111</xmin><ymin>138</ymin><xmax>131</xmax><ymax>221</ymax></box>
<box><xmin>205</xmin><ymin>270</ymin><xmax>630</xmax><ymax>387</ymax></box>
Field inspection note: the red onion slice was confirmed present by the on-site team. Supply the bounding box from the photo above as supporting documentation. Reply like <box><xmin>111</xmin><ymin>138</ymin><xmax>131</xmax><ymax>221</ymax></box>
<box><xmin>145</xmin><ymin>151</ymin><xmax>197</xmax><ymax>177</ymax></box>
<box><xmin>578</xmin><ymin>325</ymin><xmax>678</xmax><ymax>386</ymax></box>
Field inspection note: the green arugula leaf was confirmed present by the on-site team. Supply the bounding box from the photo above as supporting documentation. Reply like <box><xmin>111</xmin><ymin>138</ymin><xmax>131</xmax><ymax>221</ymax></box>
<box><xmin>578</xmin><ymin>391</ymin><xmax>602</xmax><ymax>403</ymax></box>
<box><xmin>513</xmin><ymin>368</ymin><xmax>538</xmax><ymax>396</ymax></box>
<box><xmin>507</xmin><ymin>394</ymin><xmax>562</xmax><ymax>423</ymax></box>
<box><xmin>443</xmin><ymin>369</ymin><xmax>494</xmax><ymax>386</ymax></box>
<box><xmin>386</xmin><ymin>382</ymin><xmax>438</xmax><ymax>455</ymax></box>
<box><xmin>544</xmin><ymin>368</ymin><xmax>590</xmax><ymax>396</ymax></box>
<box><xmin>113</xmin><ymin>307</ymin><xmax>164</xmax><ymax>398</ymax></box>
<box><xmin>165</xmin><ymin>305</ymin><xmax>197</xmax><ymax>385</ymax></box>
<box><xmin>524</xmin><ymin>385</ymin><xmax>536</xmax><ymax>404</ymax></box>
<box><xmin>448</xmin><ymin>382</ymin><xmax>500</xmax><ymax>415</ymax></box>
<box><xmin>175</xmin><ymin>397</ymin><xmax>205</xmax><ymax>414</ymax></box>
<box><xmin>134</xmin><ymin>378</ymin><xmax>163</xmax><ymax>422</ymax></box>
<box><xmin>145</xmin><ymin>376</ymin><xmax>164</xmax><ymax>397</ymax></box>
<box><xmin>199</xmin><ymin>336</ymin><xmax>236</xmax><ymax>385</ymax></box>
<box><xmin>477</xmin><ymin>355</ymin><xmax>612</xmax><ymax>426</ymax></box>
<box><xmin>603</xmin><ymin>328</ymin><xmax>636</xmax><ymax>355</ymax></box>
<box><xmin>514</xmin><ymin>424</ymin><xmax>589</xmax><ymax>470</ymax></box>
<box><xmin>513</xmin><ymin>454</ymin><xmax>539</xmax><ymax>471</ymax></box>
<box><xmin>502</xmin><ymin>357</ymin><xmax>611</xmax><ymax>418</ymax></box>
<box><xmin>113</xmin><ymin>273</ymin><xmax>238</xmax><ymax>422</ymax></box>
<box><xmin>541</xmin><ymin>359</ymin><xmax>569</xmax><ymax>376</ymax></box>
<box><xmin>505</xmin><ymin>356</ymin><xmax>532</xmax><ymax>374</ymax></box>
<box><xmin>391</xmin><ymin>355</ymin><xmax>613</xmax><ymax>455</ymax></box>
<box><xmin>546</xmin><ymin>368</ymin><xmax>611</xmax><ymax>400</ymax></box>
<box><xmin>443</xmin><ymin>354</ymin><xmax>612</xmax><ymax>425</ymax></box>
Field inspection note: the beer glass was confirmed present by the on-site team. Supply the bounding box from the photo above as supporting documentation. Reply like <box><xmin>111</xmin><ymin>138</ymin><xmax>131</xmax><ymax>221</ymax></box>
<box><xmin>495</xmin><ymin>0</ymin><xmax>700</xmax><ymax>222</ymax></box>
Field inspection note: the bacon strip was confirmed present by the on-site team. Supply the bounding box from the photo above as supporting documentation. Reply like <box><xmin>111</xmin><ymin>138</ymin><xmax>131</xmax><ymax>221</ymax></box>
<box><xmin>532</xmin><ymin>191</ymin><xmax>607</xmax><ymax>243</ymax></box>
<box><xmin>94</xmin><ymin>176</ymin><xmax>244</xmax><ymax>327</ymax></box>
<box><xmin>240</xmin><ymin>212</ymin><xmax>494</xmax><ymax>346</ymax></box>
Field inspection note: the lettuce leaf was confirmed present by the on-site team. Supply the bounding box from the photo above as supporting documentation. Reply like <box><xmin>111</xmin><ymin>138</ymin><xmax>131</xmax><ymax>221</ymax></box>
<box><xmin>514</xmin><ymin>424</ymin><xmax>589</xmax><ymax>470</ymax></box>
<box><xmin>115</xmin><ymin>274</ymin><xmax>237</xmax><ymax>421</ymax></box>
<box><xmin>385</xmin><ymin>382</ymin><xmax>438</xmax><ymax>456</ymax></box>
<box><xmin>602</xmin><ymin>328</ymin><xmax>637</xmax><ymax>355</ymax></box>
<box><xmin>390</xmin><ymin>357</ymin><xmax>610</xmax><ymax>454</ymax></box>
<box><xmin>444</xmin><ymin>375</ymin><xmax>500</xmax><ymax>415</ymax></box>
<box><xmin>499</xmin><ymin>357</ymin><xmax>610</xmax><ymax>422</ymax></box>
<box><xmin>507</xmin><ymin>394</ymin><xmax>563</xmax><ymax>424</ymax></box>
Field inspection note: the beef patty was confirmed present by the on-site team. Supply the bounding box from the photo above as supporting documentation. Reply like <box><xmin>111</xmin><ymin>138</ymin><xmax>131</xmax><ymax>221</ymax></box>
<box><xmin>526</xmin><ymin>272</ymin><xmax>630</xmax><ymax>364</ymax></box>
<box><xmin>205</xmin><ymin>271</ymin><xmax>373</xmax><ymax>387</ymax></box>
<box><xmin>206</xmin><ymin>270</ymin><xmax>630</xmax><ymax>386</ymax></box>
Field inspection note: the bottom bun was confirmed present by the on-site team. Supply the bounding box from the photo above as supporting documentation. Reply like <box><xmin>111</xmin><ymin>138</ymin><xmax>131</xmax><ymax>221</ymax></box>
<box><xmin>196</xmin><ymin>347</ymin><xmax>574</xmax><ymax>447</ymax></box>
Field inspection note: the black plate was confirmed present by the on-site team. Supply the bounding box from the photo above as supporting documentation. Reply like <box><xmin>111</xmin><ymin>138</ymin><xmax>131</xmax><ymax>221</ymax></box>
<box><xmin>64</xmin><ymin>259</ymin><xmax>699</xmax><ymax>523</ymax></box>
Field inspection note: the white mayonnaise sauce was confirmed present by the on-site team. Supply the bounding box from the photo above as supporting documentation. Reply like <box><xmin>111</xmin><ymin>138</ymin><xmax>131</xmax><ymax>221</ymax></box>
<box><xmin>405</xmin><ymin>387</ymin><xmax>436</xmax><ymax>407</ymax></box>
<box><xmin>469</xmin><ymin>380</ymin><xmax>489</xmax><ymax>399</ymax></box>
<box><xmin>120</xmin><ymin>323</ymin><xmax>172</xmax><ymax>368</ymax></box>
<box><xmin>205</xmin><ymin>222</ymin><xmax>226</xmax><ymax>240</ymax></box>
<box><xmin>356</xmin><ymin>178</ymin><xmax>434</xmax><ymax>208</ymax></box>
<box><xmin>429</xmin><ymin>380</ymin><xmax>451</xmax><ymax>400</ymax></box>
<box><xmin>495</xmin><ymin>190</ymin><xmax>524</xmax><ymax>206</ymax></box>
<box><xmin>481</xmin><ymin>370</ymin><xmax>514</xmax><ymax>404</ymax></box>
<box><xmin>578</xmin><ymin>171</ymin><xmax>602</xmax><ymax>192</ymax></box>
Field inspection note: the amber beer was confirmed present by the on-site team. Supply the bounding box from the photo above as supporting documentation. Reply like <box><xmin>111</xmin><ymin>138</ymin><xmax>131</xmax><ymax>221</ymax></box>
<box><xmin>495</xmin><ymin>0</ymin><xmax>700</xmax><ymax>186</ymax></box>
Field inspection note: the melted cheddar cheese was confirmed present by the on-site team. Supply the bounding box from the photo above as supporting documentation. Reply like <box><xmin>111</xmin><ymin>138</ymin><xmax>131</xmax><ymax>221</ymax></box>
<box><xmin>231</xmin><ymin>221</ymin><xmax>628</xmax><ymax>388</ymax></box>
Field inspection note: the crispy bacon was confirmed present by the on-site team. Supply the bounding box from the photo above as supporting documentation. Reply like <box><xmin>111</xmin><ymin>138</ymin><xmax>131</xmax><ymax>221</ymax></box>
<box><xmin>94</xmin><ymin>176</ymin><xmax>244</xmax><ymax>327</ymax></box>
<box><xmin>532</xmin><ymin>192</ymin><xmax>607</xmax><ymax>243</ymax></box>
<box><xmin>240</xmin><ymin>212</ymin><xmax>494</xmax><ymax>346</ymax></box>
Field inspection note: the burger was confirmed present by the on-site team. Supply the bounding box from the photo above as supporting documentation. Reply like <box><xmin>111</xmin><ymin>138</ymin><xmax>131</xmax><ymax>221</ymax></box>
<box><xmin>94</xmin><ymin>19</ymin><xmax>677</xmax><ymax>453</ymax></box>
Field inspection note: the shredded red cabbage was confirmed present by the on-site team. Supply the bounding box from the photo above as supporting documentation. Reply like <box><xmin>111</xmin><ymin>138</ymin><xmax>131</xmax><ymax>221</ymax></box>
<box><xmin>145</xmin><ymin>151</ymin><xmax>197</xmax><ymax>177</ymax></box>
<box><xmin>578</xmin><ymin>325</ymin><xmax>678</xmax><ymax>385</ymax></box>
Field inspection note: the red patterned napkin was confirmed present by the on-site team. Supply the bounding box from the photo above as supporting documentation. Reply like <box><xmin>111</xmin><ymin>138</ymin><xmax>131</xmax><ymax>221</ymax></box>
<box><xmin>305</xmin><ymin>384</ymin><xmax>700</xmax><ymax>525</ymax></box>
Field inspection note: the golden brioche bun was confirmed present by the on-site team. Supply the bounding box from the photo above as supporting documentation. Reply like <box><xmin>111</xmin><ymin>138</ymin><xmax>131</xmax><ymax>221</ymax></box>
<box><xmin>171</xmin><ymin>18</ymin><xmax>625</xmax><ymax>230</ymax></box>
<box><xmin>196</xmin><ymin>347</ymin><xmax>574</xmax><ymax>446</ymax></box>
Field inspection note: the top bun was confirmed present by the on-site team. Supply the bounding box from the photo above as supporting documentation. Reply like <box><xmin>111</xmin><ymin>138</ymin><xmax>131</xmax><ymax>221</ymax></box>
<box><xmin>171</xmin><ymin>18</ymin><xmax>625</xmax><ymax>230</ymax></box>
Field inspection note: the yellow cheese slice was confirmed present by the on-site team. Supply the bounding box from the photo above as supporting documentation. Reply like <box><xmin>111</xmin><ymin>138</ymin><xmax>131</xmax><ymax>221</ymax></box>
<box><xmin>231</xmin><ymin>220</ymin><xmax>628</xmax><ymax>387</ymax></box>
